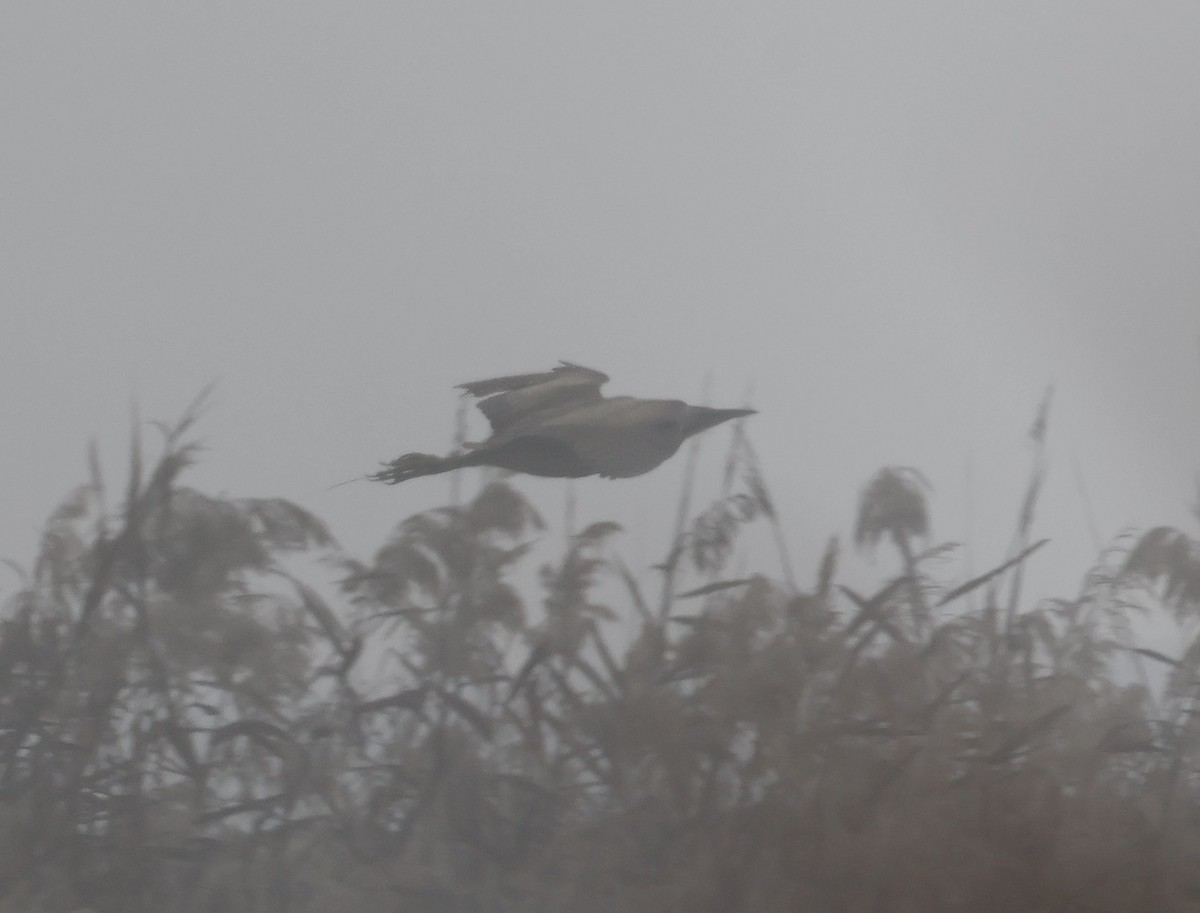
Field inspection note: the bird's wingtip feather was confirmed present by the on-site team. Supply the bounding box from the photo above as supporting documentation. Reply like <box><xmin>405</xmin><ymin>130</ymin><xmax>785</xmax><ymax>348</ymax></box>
<box><xmin>456</xmin><ymin>362</ymin><xmax>609</xmax><ymax>398</ymax></box>
<box><xmin>556</xmin><ymin>361</ymin><xmax>609</xmax><ymax>383</ymax></box>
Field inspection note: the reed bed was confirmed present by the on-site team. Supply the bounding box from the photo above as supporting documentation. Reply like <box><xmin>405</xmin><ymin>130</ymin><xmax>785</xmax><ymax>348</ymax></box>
<box><xmin>1</xmin><ymin>394</ymin><xmax>1198</xmax><ymax>913</ymax></box>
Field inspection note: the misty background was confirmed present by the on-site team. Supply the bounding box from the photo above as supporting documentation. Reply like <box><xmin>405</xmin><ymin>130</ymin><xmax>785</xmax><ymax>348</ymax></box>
<box><xmin>3</xmin><ymin>3</ymin><xmax>1198</xmax><ymax>605</ymax></box>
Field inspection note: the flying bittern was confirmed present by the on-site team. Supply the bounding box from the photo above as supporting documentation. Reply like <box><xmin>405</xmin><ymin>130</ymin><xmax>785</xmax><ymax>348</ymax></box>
<box><xmin>369</xmin><ymin>362</ymin><xmax>755</xmax><ymax>485</ymax></box>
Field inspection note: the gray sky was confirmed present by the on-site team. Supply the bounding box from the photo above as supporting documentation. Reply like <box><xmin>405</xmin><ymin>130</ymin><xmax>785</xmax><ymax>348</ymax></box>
<box><xmin>3</xmin><ymin>3</ymin><xmax>1199</xmax><ymax>603</ymax></box>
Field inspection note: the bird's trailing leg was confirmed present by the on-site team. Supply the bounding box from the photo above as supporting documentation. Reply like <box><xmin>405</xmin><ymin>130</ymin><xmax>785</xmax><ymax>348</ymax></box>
<box><xmin>369</xmin><ymin>451</ymin><xmax>475</xmax><ymax>485</ymax></box>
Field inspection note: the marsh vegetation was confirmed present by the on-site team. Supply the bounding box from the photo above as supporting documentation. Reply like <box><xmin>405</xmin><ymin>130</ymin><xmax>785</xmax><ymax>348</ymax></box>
<box><xmin>1</xmin><ymin>395</ymin><xmax>1198</xmax><ymax>912</ymax></box>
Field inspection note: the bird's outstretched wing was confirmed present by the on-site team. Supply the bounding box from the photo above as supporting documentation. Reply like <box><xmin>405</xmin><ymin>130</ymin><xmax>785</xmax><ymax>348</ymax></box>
<box><xmin>458</xmin><ymin>362</ymin><xmax>609</xmax><ymax>435</ymax></box>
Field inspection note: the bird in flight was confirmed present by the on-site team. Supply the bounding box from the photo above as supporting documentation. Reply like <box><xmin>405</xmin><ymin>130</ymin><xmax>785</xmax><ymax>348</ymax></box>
<box><xmin>368</xmin><ymin>362</ymin><xmax>755</xmax><ymax>485</ymax></box>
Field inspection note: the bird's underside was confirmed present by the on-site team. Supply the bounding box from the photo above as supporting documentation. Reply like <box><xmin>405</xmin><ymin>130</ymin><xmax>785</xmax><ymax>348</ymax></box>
<box><xmin>369</xmin><ymin>362</ymin><xmax>755</xmax><ymax>485</ymax></box>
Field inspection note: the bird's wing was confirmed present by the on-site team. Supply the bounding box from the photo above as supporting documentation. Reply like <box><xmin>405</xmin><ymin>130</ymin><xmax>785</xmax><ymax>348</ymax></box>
<box><xmin>458</xmin><ymin>362</ymin><xmax>609</xmax><ymax>435</ymax></box>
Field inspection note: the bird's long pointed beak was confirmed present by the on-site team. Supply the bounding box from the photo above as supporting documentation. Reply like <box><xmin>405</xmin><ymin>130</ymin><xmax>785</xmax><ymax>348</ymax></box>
<box><xmin>681</xmin><ymin>406</ymin><xmax>757</xmax><ymax>439</ymax></box>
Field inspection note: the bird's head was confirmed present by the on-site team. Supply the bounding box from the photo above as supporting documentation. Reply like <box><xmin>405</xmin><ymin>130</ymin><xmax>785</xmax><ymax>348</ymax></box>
<box><xmin>679</xmin><ymin>405</ymin><xmax>757</xmax><ymax>440</ymax></box>
<box><xmin>597</xmin><ymin>400</ymin><xmax>754</xmax><ymax>474</ymax></box>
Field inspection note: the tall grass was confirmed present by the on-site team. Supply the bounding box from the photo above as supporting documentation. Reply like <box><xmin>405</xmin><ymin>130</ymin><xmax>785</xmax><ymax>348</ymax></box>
<box><xmin>1</xmin><ymin>398</ymin><xmax>1198</xmax><ymax>912</ymax></box>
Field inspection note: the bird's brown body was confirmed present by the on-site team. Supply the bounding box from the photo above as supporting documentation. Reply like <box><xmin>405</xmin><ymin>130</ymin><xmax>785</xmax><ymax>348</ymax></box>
<box><xmin>371</xmin><ymin>362</ymin><xmax>754</xmax><ymax>485</ymax></box>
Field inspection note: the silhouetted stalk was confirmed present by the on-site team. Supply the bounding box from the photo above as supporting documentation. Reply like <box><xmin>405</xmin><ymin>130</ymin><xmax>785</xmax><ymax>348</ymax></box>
<box><xmin>655</xmin><ymin>375</ymin><xmax>716</xmax><ymax>619</ymax></box>
<box><xmin>738</xmin><ymin>435</ymin><xmax>797</xmax><ymax>591</ymax></box>
<box><xmin>450</xmin><ymin>398</ymin><xmax>468</xmax><ymax>507</ymax></box>
<box><xmin>1002</xmin><ymin>388</ymin><xmax>1052</xmax><ymax>638</ymax></box>
<box><xmin>893</xmin><ymin>528</ymin><xmax>929</xmax><ymax>636</ymax></box>
<box><xmin>659</xmin><ymin>432</ymin><xmax>701</xmax><ymax>620</ymax></box>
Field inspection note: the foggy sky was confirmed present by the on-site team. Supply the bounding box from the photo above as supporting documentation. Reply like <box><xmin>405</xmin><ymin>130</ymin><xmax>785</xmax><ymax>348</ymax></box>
<box><xmin>3</xmin><ymin>3</ymin><xmax>1199</xmax><ymax>603</ymax></box>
